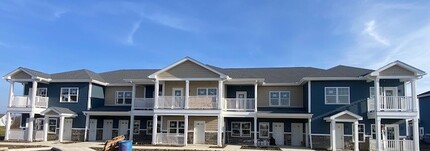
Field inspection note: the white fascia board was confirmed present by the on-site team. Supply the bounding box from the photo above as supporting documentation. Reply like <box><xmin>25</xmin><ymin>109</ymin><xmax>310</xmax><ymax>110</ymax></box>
<box><xmin>82</xmin><ymin>111</ymin><xmax>131</xmax><ymax>116</ymax></box>
<box><xmin>262</xmin><ymin>83</ymin><xmax>300</xmax><ymax>86</ymax></box>
<box><xmin>123</xmin><ymin>79</ymin><xmax>154</xmax><ymax>83</ymax></box>
<box><xmin>257</xmin><ymin>113</ymin><xmax>313</xmax><ymax>119</ymax></box>
<box><xmin>3</xmin><ymin>68</ymin><xmax>36</xmax><ymax>80</ymax></box>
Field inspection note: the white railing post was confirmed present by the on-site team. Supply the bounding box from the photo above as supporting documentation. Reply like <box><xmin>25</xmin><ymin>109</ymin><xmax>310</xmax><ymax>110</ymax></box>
<box><xmin>8</xmin><ymin>81</ymin><xmax>14</xmax><ymax>107</ymax></box>
<box><xmin>374</xmin><ymin>78</ymin><xmax>381</xmax><ymax>112</ymax></box>
<box><xmin>185</xmin><ymin>80</ymin><xmax>189</xmax><ymax>109</ymax></box>
<box><xmin>154</xmin><ymin>80</ymin><xmax>159</xmax><ymax>109</ymax></box>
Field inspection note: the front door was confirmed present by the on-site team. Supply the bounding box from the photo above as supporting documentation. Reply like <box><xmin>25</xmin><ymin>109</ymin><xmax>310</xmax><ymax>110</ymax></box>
<box><xmin>118</xmin><ymin>120</ymin><xmax>129</xmax><ymax>136</ymax></box>
<box><xmin>273</xmin><ymin>122</ymin><xmax>284</xmax><ymax>145</ymax></box>
<box><xmin>236</xmin><ymin>91</ymin><xmax>247</xmax><ymax>110</ymax></box>
<box><xmin>384</xmin><ymin>124</ymin><xmax>399</xmax><ymax>150</ymax></box>
<box><xmin>383</xmin><ymin>87</ymin><xmax>398</xmax><ymax>110</ymax></box>
<box><xmin>63</xmin><ymin>119</ymin><xmax>73</xmax><ymax>140</ymax></box>
<box><xmin>173</xmin><ymin>88</ymin><xmax>184</xmax><ymax>108</ymax></box>
<box><xmin>103</xmin><ymin>120</ymin><xmax>113</xmax><ymax>140</ymax></box>
<box><xmin>89</xmin><ymin>119</ymin><xmax>97</xmax><ymax>141</ymax></box>
<box><xmin>335</xmin><ymin>123</ymin><xmax>344</xmax><ymax>149</ymax></box>
<box><xmin>291</xmin><ymin>123</ymin><xmax>303</xmax><ymax>146</ymax></box>
<box><xmin>193</xmin><ymin>121</ymin><xmax>205</xmax><ymax>144</ymax></box>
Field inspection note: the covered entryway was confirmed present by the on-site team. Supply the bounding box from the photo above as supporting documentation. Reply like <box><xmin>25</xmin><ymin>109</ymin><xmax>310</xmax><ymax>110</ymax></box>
<box><xmin>324</xmin><ymin>110</ymin><xmax>362</xmax><ymax>151</ymax></box>
<box><xmin>40</xmin><ymin>107</ymin><xmax>77</xmax><ymax>142</ymax></box>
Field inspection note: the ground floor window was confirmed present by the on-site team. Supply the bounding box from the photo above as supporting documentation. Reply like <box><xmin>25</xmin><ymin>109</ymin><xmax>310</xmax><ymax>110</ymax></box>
<box><xmin>259</xmin><ymin>122</ymin><xmax>269</xmax><ymax>138</ymax></box>
<box><xmin>147</xmin><ymin>120</ymin><xmax>161</xmax><ymax>135</ymax></box>
<box><xmin>168</xmin><ymin>121</ymin><xmax>185</xmax><ymax>134</ymax></box>
<box><xmin>353</xmin><ymin>124</ymin><xmax>365</xmax><ymax>142</ymax></box>
<box><xmin>133</xmin><ymin>120</ymin><xmax>140</xmax><ymax>134</ymax></box>
<box><xmin>35</xmin><ymin>118</ymin><xmax>44</xmax><ymax>130</ymax></box>
<box><xmin>48</xmin><ymin>118</ymin><xmax>57</xmax><ymax>133</ymax></box>
<box><xmin>371</xmin><ymin>124</ymin><xmax>385</xmax><ymax>139</ymax></box>
<box><xmin>231</xmin><ymin>122</ymin><xmax>251</xmax><ymax>137</ymax></box>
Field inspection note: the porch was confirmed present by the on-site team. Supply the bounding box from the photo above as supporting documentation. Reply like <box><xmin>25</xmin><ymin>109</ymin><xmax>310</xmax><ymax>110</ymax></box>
<box><xmin>369</xmin><ymin>139</ymin><xmax>413</xmax><ymax>151</ymax></box>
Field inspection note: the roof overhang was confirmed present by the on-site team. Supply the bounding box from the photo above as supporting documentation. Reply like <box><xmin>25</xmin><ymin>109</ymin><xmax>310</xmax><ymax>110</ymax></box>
<box><xmin>324</xmin><ymin>110</ymin><xmax>362</xmax><ymax>122</ymax></box>
<box><xmin>83</xmin><ymin>111</ymin><xmax>131</xmax><ymax>116</ymax></box>
<box><xmin>41</xmin><ymin>107</ymin><xmax>77</xmax><ymax>118</ymax></box>
<box><xmin>257</xmin><ymin>113</ymin><xmax>313</xmax><ymax>119</ymax></box>
<box><xmin>369</xmin><ymin>60</ymin><xmax>426</xmax><ymax>77</ymax></box>
<box><xmin>3</xmin><ymin>68</ymin><xmax>51</xmax><ymax>82</ymax></box>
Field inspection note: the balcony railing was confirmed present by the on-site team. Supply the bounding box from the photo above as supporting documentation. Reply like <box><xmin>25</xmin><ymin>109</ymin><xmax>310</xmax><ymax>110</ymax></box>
<box><xmin>156</xmin><ymin>133</ymin><xmax>185</xmax><ymax>145</ymax></box>
<box><xmin>157</xmin><ymin>96</ymin><xmax>185</xmax><ymax>109</ymax></box>
<box><xmin>367</xmin><ymin>96</ymin><xmax>413</xmax><ymax>112</ymax></box>
<box><xmin>224</xmin><ymin>98</ymin><xmax>255</xmax><ymax>112</ymax></box>
<box><xmin>188</xmin><ymin>96</ymin><xmax>218</xmax><ymax>109</ymax></box>
<box><xmin>369</xmin><ymin>139</ymin><xmax>413</xmax><ymax>151</ymax></box>
<box><xmin>134</xmin><ymin>98</ymin><xmax>154</xmax><ymax>109</ymax></box>
<box><xmin>10</xmin><ymin>96</ymin><xmax>48</xmax><ymax>108</ymax></box>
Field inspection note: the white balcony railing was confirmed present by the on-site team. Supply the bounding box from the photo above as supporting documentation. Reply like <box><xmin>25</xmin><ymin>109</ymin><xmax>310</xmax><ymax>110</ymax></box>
<box><xmin>10</xmin><ymin>96</ymin><xmax>48</xmax><ymax>108</ymax></box>
<box><xmin>369</xmin><ymin>139</ymin><xmax>414</xmax><ymax>151</ymax></box>
<box><xmin>8</xmin><ymin>129</ymin><xmax>25</xmax><ymax>140</ymax></box>
<box><xmin>134</xmin><ymin>98</ymin><xmax>154</xmax><ymax>109</ymax></box>
<box><xmin>157</xmin><ymin>96</ymin><xmax>185</xmax><ymax>109</ymax></box>
<box><xmin>224</xmin><ymin>98</ymin><xmax>255</xmax><ymax>112</ymax></box>
<box><xmin>156</xmin><ymin>133</ymin><xmax>185</xmax><ymax>145</ymax></box>
<box><xmin>367</xmin><ymin>96</ymin><xmax>413</xmax><ymax>112</ymax></box>
<box><xmin>188</xmin><ymin>96</ymin><xmax>218</xmax><ymax>109</ymax></box>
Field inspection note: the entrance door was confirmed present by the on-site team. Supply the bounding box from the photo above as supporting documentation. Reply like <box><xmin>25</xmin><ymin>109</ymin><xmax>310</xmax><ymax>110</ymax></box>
<box><xmin>273</xmin><ymin>122</ymin><xmax>284</xmax><ymax>145</ymax></box>
<box><xmin>383</xmin><ymin>87</ymin><xmax>398</xmax><ymax>110</ymax></box>
<box><xmin>118</xmin><ymin>120</ymin><xmax>129</xmax><ymax>136</ymax></box>
<box><xmin>172</xmin><ymin>88</ymin><xmax>184</xmax><ymax>108</ymax></box>
<box><xmin>236</xmin><ymin>91</ymin><xmax>247</xmax><ymax>110</ymax></box>
<box><xmin>89</xmin><ymin>119</ymin><xmax>97</xmax><ymax>141</ymax></box>
<box><xmin>103</xmin><ymin>120</ymin><xmax>113</xmax><ymax>140</ymax></box>
<box><xmin>63</xmin><ymin>119</ymin><xmax>73</xmax><ymax>140</ymax></box>
<box><xmin>384</xmin><ymin>124</ymin><xmax>399</xmax><ymax>150</ymax></box>
<box><xmin>193</xmin><ymin>121</ymin><xmax>205</xmax><ymax>144</ymax></box>
<box><xmin>335</xmin><ymin>123</ymin><xmax>344</xmax><ymax>149</ymax></box>
<box><xmin>291</xmin><ymin>123</ymin><xmax>303</xmax><ymax>146</ymax></box>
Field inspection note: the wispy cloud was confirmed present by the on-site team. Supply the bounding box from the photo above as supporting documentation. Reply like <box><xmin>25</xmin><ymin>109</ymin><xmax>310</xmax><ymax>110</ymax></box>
<box><xmin>140</xmin><ymin>13</ymin><xmax>198</xmax><ymax>32</ymax></box>
<box><xmin>125</xmin><ymin>20</ymin><xmax>143</xmax><ymax>45</ymax></box>
<box><xmin>363</xmin><ymin>20</ymin><xmax>390</xmax><ymax>46</ymax></box>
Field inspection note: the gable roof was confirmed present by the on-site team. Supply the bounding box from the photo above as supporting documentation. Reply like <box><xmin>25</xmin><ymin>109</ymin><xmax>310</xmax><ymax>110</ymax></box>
<box><xmin>41</xmin><ymin>107</ymin><xmax>77</xmax><ymax>117</ymax></box>
<box><xmin>51</xmin><ymin>69</ymin><xmax>105</xmax><ymax>82</ymax></box>
<box><xmin>370</xmin><ymin>60</ymin><xmax>426</xmax><ymax>76</ymax></box>
<box><xmin>100</xmin><ymin>69</ymin><xmax>158</xmax><ymax>84</ymax></box>
<box><xmin>324</xmin><ymin>110</ymin><xmax>363</xmax><ymax>122</ymax></box>
<box><xmin>3</xmin><ymin>67</ymin><xmax>51</xmax><ymax>80</ymax></box>
<box><xmin>148</xmin><ymin>57</ymin><xmax>227</xmax><ymax>79</ymax></box>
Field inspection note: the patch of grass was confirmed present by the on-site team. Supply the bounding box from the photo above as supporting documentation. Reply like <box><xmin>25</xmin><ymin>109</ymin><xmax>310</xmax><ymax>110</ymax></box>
<box><xmin>0</xmin><ymin>145</ymin><xmax>49</xmax><ymax>149</ymax></box>
<box><xmin>240</xmin><ymin>145</ymin><xmax>281</xmax><ymax>150</ymax></box>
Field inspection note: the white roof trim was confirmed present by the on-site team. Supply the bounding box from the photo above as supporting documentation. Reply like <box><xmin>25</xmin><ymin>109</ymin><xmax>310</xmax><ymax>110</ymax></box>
<box><xmin>3</xmin><ymin>68</ymin><xmax>36</xmax><ymax>80</ymax></box>
<box><xmin>324</xmin><ymin>110</ymin><xmax>363</xmax><ymax>122</ymax></box>
<box><xmin>257</xmin><ymin>113</ymin><xmax>313</xmax><ymax>119</ymax></box>
<box><xmin>41</xmin><ymin>108</ymin><xmax>77</xmax><ymax>117</ymax></box>
<box><xmin>148</xmin><ymin>57</ymin><xmax>227</xmax><ymax>79</ymax></box>
<box><xmin>370</xmin><ymin>60</ymin><xmax>426</xmax><ymax>76</ymax></box>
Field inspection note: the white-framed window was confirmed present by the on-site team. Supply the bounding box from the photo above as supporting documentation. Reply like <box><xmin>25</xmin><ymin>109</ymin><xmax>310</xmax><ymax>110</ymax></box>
<box><xmin>146</xmin><ymin>120</ymin><xmax>161</xmax><ymax>135</ymax></box>
<box><xmin>369</xmin><ymin>87</ymin><xmax>383</xmax><ymax>98</ymax></box>
<box><xmin>231</xmin><ymin>122</ymin><xmax>251</xmax><ymax>137</ymax></box>
<box><xmin>259</xmin><ymin>122</ymin><xmax>269</xmax><ymax>138</ymax></box>
<box><xmin>48</xmin><ymin>118</ymin><xmax>57</xmax><ymax>133</ymax></box>
<box><xmin>269</xmin><ymin>91</ymin><xmax>290</xmax><ymax>106</ymax></box>
<box><xmin>420</xmin><ymin>127</ymin><xmax>424</xmax><ymax>137</ymax></box>
<box><xmin>352</xmin><ymin>124</ymin><xmax>365</xmax><ymax>143</ymax></box>
<box><xmin>133</xmin><ymin>120</ymin><xmax>140</xmax><ymax>134</ymax></box>
<box><xmin>325</xmin><ymin>87</ymin><xmax>350</xmax><ymax>104</ymax></box>
<box><xmin>197</xmin><ymin>88</ymin><xmax>217</xmax><ymax>96</ymax></box>
<box><xmin>116</xmin><ymin>91</ymin><xmax>132</xmax><ymax>105</ymax></box>
<box><xmin>35</xmin><ymin>118</ymin><xmax>44</xmax><ymax>130</ymax></box>
<box><xmin>60</xmin><ymin>87</ymin><xmax>79</xmax><ymax>102</ymax></box>
<box><xmin>371</xmin><ymin>124</ymin><xmax>385</xmax><ymax>139</ymax></box>
<box><xmin>37</xmin><ymin>88</ymin><xmax>48</xmax><ymax>97</ymax></box>
<box><xmin>168</xmin><ymin>120</ymin><xmax>185</xmax><ymax>134</ymax></box>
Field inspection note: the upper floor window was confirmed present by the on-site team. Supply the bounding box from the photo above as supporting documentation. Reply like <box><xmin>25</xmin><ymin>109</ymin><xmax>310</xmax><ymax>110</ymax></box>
<box><xmin>60</xmin><ymin>87</ymin><xmax>79</xmax><ymax>102</ymax></box>
<box><xmin>369</xmin><ymin>87</ymin><xmax>383</xmax><ymax>98</ymax></box>
<box><xmin>197</xmin><ymin>88</ymin><xmax>217</xmax><ymax>96</ymax></box>
<box><xmin>270</xmin><ymin>91</ymin><xmax>290</xmax><ymax>106</ymax></box>
<box><xmin>325</xmin><ymin>87</ymin><xmax>350</xmax><ymax>104</ymax></box>
<box><xmin>116</xmin><ymin>91</ymin><xmax>132</xmax><ymax>105</ymax></box>
<box><xmin>37</xmin><ymin>88</ymin><xmax>47</xmax><ymax>97</ymax></box>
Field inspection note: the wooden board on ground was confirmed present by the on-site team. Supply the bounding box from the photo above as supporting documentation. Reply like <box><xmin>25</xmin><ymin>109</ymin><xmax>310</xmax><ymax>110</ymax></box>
<box><xmin>103</xmin><ymin>135</ymin><xmax>125</xmax><ymax>151</ymax></box>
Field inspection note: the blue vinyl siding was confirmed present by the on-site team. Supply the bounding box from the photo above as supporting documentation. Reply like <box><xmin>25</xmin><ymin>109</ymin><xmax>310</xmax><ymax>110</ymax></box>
<box><xmin>303</xmin><ymin>82</ymin><xmax>309</xmax><ymax>113</ymax></box>
<box><xmin>420</xmin><ymin>96</ymin><xmax>430</xmax><ymax>135</ymax></box>
<box><xmin>90</xmin><ymin>116</ymin><xmax>152</xmax><ymax>129</ymax></box>
<box><xmin>226</xmin><ymin>85</ymin><xmax>254</xmax><ymax>98</ymax></box>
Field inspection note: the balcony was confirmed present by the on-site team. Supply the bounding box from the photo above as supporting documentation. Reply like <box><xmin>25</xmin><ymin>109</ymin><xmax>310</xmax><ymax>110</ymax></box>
<box><xmin>367</xmin><ymin>96</ymin><xmax>413</xmax><ymax>112</ymax></box>
<box><xmin>369</xmin><ymin>139</ymin><xmax>413</xmax><ymax>151</ymax></box>
<box><xmin>134</xmin><ymin>98</ymin><xmax>154</xmax><ymax>109</ymax></box>
<box><xmin>224</xmin><ymin>98</ymin><xmax>255</xmax><ymax>112</ymax></box>
<box><xmin>10</xmin><ymin>96</ymin><xmax>48</xmax><ymax>108</ymax></box>
<box><xmin>156</xmin><ymin>133</ymin><xmax>185</xmax><ymax>145</ymax></box>
<box><xmin>188</xmin><ymin>96</ymin><xmax>218</xmax><ymax>109</ymax></box>
<box><xmin>157</xmin><ymin>96</ymin><xmax>185</xmax><ymax>109</ymax></box>
<box><xmin>153</xmin><ymin>96</ymin><xmax>219</xmax><ymax>110</ymax></box>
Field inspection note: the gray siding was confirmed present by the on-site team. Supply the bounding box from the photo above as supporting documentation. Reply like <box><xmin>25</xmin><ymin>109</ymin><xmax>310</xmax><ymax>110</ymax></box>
<box><xmin>11</xmin><ymin>70</ymin><xmax>32</xmax><ymax>79</ymax></box>
<box><xmin>380</xmin><ymin>65</ymin><xmax>415</xmax><ymax>76</ymax></box>
<box><xmin>257</xmin><ymin>86</ymin><xmax>303</xmax><ymax>107</ymax></box>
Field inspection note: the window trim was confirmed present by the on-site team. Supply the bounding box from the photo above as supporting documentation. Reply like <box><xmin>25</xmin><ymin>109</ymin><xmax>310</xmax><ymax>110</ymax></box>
<box><xmin>371</xmin><ymin>124</ymin><xmax>385</xmax><ymax>139</ymax></box>
<box><xmin>146</xmin><ymin>120</ymin><xmax>161</xmax><ymax>135</ymax></box>
<box><xmin>35</xmin><ymin>118</ymin><xmax>44</xmax><ymax>130</ymax></box>
<box><xmin>60</xmin><ymin>87</ymin><xmax>79</xmax><ymax>103</ymax></box>
<box><xmin>196</xmin><ymin>87</ymin><xmax>218</xmax><ymax>96</ymax></box>
<box><xmin>48</xmin><ymin>118</ymin><xmax>57</xmax><ymax>134</ymax></box>
<box><xmin>115</xmin><ymin>91</ymin><xmax>132</xmax><ymax>105</ymax></box>
<box><xmin>133</xmin><ymin>120</ymin><xmax>140</xmax><ymax>134</ymax></box>
<box><xmin>231</xmin><ymin>122</ymin><xmax>252</xmax><ymax>137</ymax></box>
<box><xmin>167</xmin><ymin>120</ymin><xmax>185</xmax><ymax>134</ymax></box>
<box><xmin>269</xmin><ymin>91</ymin><xmax>291</xmax><ymax>107</ymax></box>
<box><xmin>37</xmin><ymin>88</ymin><xmax>48</xmax><ymax>97</ymax></box>
<box><xmin>259</xmin><ymin>122</ymin><xmax>269</xmax><ymax>138</ymax></box>
<box><xmin>324</xmin><ymin>87</ymin><xmax>350</xmax><ymax>104</ymax></box>
<box><xmin>352</xmin><ymin>124</ymin><xmax>365</xmax><ymax>143</ymax></box>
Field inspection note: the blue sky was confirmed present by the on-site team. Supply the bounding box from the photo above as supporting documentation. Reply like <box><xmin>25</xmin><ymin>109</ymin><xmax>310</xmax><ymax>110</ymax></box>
<box><xmin>0</xmin><ymin>0</ymin><xmax>429</xmax><ymax>112</ymax></box>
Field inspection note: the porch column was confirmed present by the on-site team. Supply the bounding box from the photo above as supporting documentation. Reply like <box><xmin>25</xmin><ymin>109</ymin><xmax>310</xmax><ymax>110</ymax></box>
<box><xmin>129</xmin><ymin>115</ymin><xmax>134</xmax><ymax>141</ymax></box>
<box><xmin>4</xmin><ymin>112</ymin><xmax>11</xmax><ymax>140</ymax></box>
<box><xmin>253</xmin><ymin>116</ymin><xmax>257</xmax><ymax>146</ymax></box>
<box><xmin>129</xmin><ymin>83</ymin><xmax>136</xmax><ymax>141</ymax></box>
<box><xmin>217</xmin><ymin>115</ymin><xmax>222</xmax><ymax>146</ymax></box>
<box><xmin>184</xmin><ymin>115</ymin><xmax>188</xmax><ymax>146</ymax></box>
<box><xmin>27</xmin><ymin>81</ymin><xmax>38</xmax><ymax>142</ymax></box>
<box><xmin>353</xmin><ymin>121</ymin><xmax>359</xmax><ymax>151</ymax></box>
<box><xmin>84</xmin><ymin>114</ymin><xmax>90</xmax><ymax>141</ymax></box>
<box><xmin>218</xmin><ymin>80</ymin><xmax>223</xmax><ymax>110</ymax></box>
<box><xmin>43</xmin><ymin>116</ymin><xmax>49</xmax><ymax>141</ymax></box>
<box><xmin>185</xmin><ymin>80</ymin><xmax>189</xmax><ymax>109</ymax></box>
<box><xmin>152</xmin><ymin>114</ymin><xmax>158</xmax><ymax>145</ymax></box>
<box><xmin>8</xmin><ymin>81</ymin><xmax>14</xmax><ymax>107</ymax></box>
<box><xmin>59</xmin><ymin>116</ymin><xmax>65</xmax><ymax>142</ymax></box>
<box><xmin>413</xmin><ymin>117</ymin><xmax>420</xmax><ymax>151</ymax></box>
<box><xmin>330</xmin><ymin>120</ymin><xmax>336</xmax><ymax>151</ymax></box>
<box><xmin>305</xmin><ymin>123</ymin><xmax>309</xmax><ymax>147</ymax></box>
<box><xmin>308</xmin><ymin>119</ymin><xmax>313</xmax><ymax>149</ymax></box>
<box><xmin>411</xmin><ymin>79</ymin><xmax>418</xmax><ymax>112</ymax></box>
<box><xmin>254</xmin><ymin>83</ymin><xmax>258</xmax><ymax>112</ymax></box>
<box><xmin>376</xmin><ymin>117</ymin><xmax>382</xmax><ymax>151</ymax></box>
<box><xmin>374</xmin><ymin>78</ymin><xmax>381</xmax><ymax>112</ymax></box>
<box><xmin>154</xmin><ymin>80</ymin><xmax>159</xmax><ymax>109</ymax></box>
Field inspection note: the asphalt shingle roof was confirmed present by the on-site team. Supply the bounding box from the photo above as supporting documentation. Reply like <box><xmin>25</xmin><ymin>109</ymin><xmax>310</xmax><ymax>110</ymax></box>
<box><xmin>48</xmin><ymin>107</ymin><xmax>77</xmax><ymax>115</ymax></box>
<box><xmin>99</xmin><ymin>69</ymin><xmax>158</xmax><ymax>84</ymax></box>
<box><xmin>51</xmin><ymin>69</ymin><xmax>105</xmax><ymax>81</ymax></box>
<box><xmin>19</xmin><ymin>67</ymin><xmax>51</xmax><ymax>79</ymax></box>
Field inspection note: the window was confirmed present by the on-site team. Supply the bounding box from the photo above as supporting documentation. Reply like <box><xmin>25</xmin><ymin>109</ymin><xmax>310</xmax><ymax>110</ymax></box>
<box><xmin>197</xmin><ymin>88</ymin><xmax>217</xmax><ymax>96</ymax></box>
<box><xmin>133</xmin><ymin>120</ymin><xmax>140</xmax><ymax>134</ymax></box>
<box><xmin>60</xmin><ymin>88</ymin><xmax>79</xmax><ymax>102</ymax></box>
<box><xmin>371</xmin><ymin>124</ymin><xmax>385</xmax><ymax>139</ymax></box>
<box><xmin>369</xmin><ymin>87</ymin><xmax>383</xmax><ymax>98</ymax></box>
<box><xmin>116</xmin><ymin>91</ymin><xmax>132</xmax><ymax>105</ymax></box>
<box><xmin>147</xmin><ymin>120</ymin><xmax>161</xmax><ymax>135</ymax></box>
<box><xmin>325</xmin><ymin>87</ymin><xmax>350</xmax><ymax>104</ymax></box>
<box><xmin>37</xmin><ymin>88</ymin><xmax>48</xmax><ymax>97</ymax></box>
<box><xmin>168</xmin><ymin>121</ymin><xmax>185</xmax><ymax>134</ymax></box>
<box><xmin>231</xmin><ymin>122</ymin><xmax>251</xmax><ymax>137</ymax></box>
<box><xmin>48</xmin><ymin>118</ymin><xmax>57</xmax><ymax>133</ymax></box>
<box><xmin>353</xmin><ymin>124</ymin><xmax>365</xmax><ymax>142</ymax></box>
<box><xmin>270</xmin><ymin>91</ymin><xmax>290</xmax><ymax>106</ymax></box>
<box><xmin>259</xmin><ymin>122</ymin><xmax>269</xmax><ymax>138</ymax></box>
<box><xmin>35</xmin><ymin>118</ymin><xmax>44</xmax><ymax>130</ymax></box>
<box><xmin>420</xmin><ymin>127</ymin><xmax>424</xmax><ymax>137</ymax></box>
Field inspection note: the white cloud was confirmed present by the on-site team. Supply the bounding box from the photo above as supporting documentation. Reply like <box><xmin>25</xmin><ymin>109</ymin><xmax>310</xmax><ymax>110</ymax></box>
<box><xmin>363</xmin><ymin>20</ymin><xmax>390</xmax><ymax>46</ymax></box>
<box><xmin>125</xmin><ymin>20</ymin><xmax>142</xmax><ymax>45</ymax></box>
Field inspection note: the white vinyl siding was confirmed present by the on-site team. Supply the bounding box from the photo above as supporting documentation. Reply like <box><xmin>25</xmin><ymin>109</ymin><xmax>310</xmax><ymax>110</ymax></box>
<box><xmin>325</xmin><ymin>87</ymin><xmax>350</xmax><ymax>104</ymax></box>
<box><xmin>60</xmin><ymin>87</ymin><xmax>79</xmax><ymax>102</ymax></box>
<box><xmin>231</xmin><ymin>122</ymin><xmax>251</xmax><ymax>137</ymax></box>
<box><xmin>269</xmin><ymin>91</ymin><xmax>290</xmax><ymax>106</ymax></box>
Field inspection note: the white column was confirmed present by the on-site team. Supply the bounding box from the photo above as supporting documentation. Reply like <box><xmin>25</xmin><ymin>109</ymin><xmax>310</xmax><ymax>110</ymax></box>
<box><xmin>413</xmin><ymin>118</ymin><xmax>420</xmax><ymax>151</ymax></box>
<box><xmin>154</xmin><ymin>80</ymin><xmax>159</xmax><ymax>109</ymax></box>
<box><xmin>4</xmin><ymin>112</ymin><xmax>11</xmax><ymax>140</ymax></box>
<box><xmin>184</xmin><ymin>115</ymin><xmax>188</xmax><ymax>146</ymax></box>
<box><xmin>411</xmin><ymin>80</ymin><xmax>418</xmax><ymax>112</ymax></box>
<box><xmin>353</xmin><ymin>121</ymin><xmax>359</xmax><ymax>151</ymax></box>
<box><xmin>59</xmin><ymin>116</ymin><xmax>65</xmax><ymax>142</ymax></box>
<box><xmin>185</xmin><ymin>80</ymin><xmax>189</xmax><ymax>109</ymax></box>
<box><xmin>376</xmin><ymin>117</ymin><xmax>382</xmax><ymax>151</ymax></box>
<box><xmin>254</xmin><ymin>83</ymin><xmax>258</xmax><ymax>112</ymax></box>
<box><xmin>330</xmin><ymin>121</ymin><xmax>336</xmax><ymax>151</ymax></box>
<box><xmin>152</xmin><ymin>114</ymin><xmax>158</xmax><ymax>145</ymax></box>
<box><xmin>27</xmin><ymin>81</ymin><xmax>38</xmax><ymax>142</ymax></box>
<box><xmin>308</xmin><ymin>81</ymin><xmax>311</xmax><ymax>113</ymax></box>
<box><xmin>217</xmin><ymin>115</ymin><xmax>222</xmax><ymax>146</ymax></box>
<box><xmin>8</xmin><ymin>81</ymin><xmax>14</xmax><ymax>107</ymax></box>
<box><xmin>129</xmin><ymin>83</ymin><xmax>136</xmax><ymax>141</ymax></box>
<box><xmin>308</xmin><ymin>119</ymin><xmax>313</xmax><ymax>149</ymax></box>
<box><xmin>305</xmin><ymin>123</ymin><xmax>309</xmax><ymax>147</ymax></box>
<box><xmin>43</xmin><ymin>116</ymin><xmax>49</xmax><ymax>141</ymax></box>
<box><xmin>84</xmin><ymin>114</ymin><xmax>90</xmax><ymax>141</ymax></box>
<box><xmin>253</xmin><ymin>116</ymin><xmax>257</xmax><ymax>146</ymax></box>
<box><xmin>218</xmin><ymin>80</ymin><xmax>223</xmax><ymax>110</ymax></box>
<box><xmin>129</xmin><ymin>115</ymin><xmax>134</xmax><ymax>141</ymax></box>
<box><xmin>87</xmin><ymin>82</ymin><xmax>93</xmax><ymax>110</ymax></box>
<box><xmin>374</xmin><ymin>78</ymin><xmax>381</xmax><ymax>112</ymax></box>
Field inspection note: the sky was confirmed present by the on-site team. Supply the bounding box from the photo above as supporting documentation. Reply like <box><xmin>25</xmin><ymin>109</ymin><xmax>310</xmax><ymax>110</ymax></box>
<box><xmin>0</xmin><ymin>0</ymin><xmax>429</xmax><ymax>113</ymax></box>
